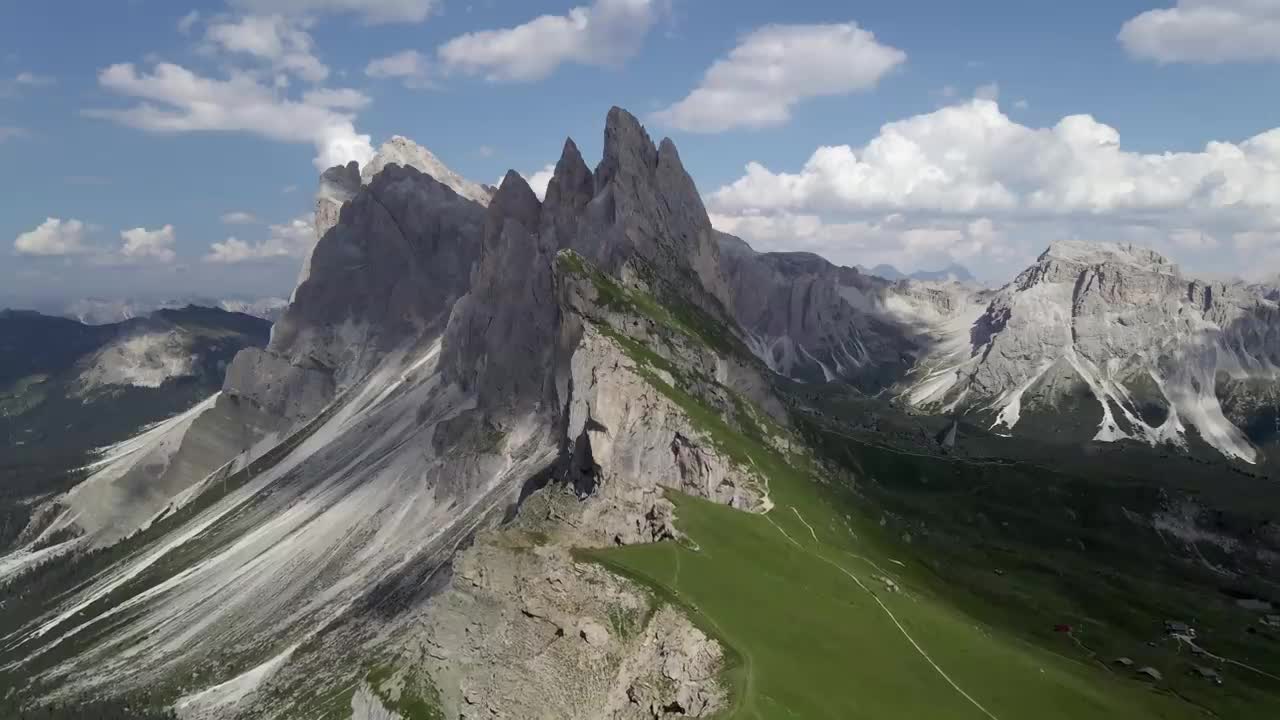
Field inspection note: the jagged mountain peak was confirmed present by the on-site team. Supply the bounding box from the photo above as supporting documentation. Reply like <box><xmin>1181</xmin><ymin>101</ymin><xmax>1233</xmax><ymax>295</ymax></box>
<box><xmin>361</xmin><ymin>135</ymin><xmax>494</xmax><ymax>206</ymax></box>
<box><xmin>599</xmin><ymin>105</ymin><xmax>657</xmax><ymax>178</ymax></box>
<box><xmin>490</xmin><ymin>169</ymin><xmax>542</xmax><ymax>227</ymax></box>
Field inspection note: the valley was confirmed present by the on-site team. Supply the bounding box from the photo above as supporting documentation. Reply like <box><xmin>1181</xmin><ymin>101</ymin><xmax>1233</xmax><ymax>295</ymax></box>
<box><xmin>0</xmin><ymin>107</ymin><xmax>1276</xmax><ymax>720</ymax></box>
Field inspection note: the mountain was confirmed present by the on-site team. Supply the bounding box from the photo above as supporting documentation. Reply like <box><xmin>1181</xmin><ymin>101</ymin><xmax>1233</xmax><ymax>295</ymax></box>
<box><xmin>0</xmin><ymin>306</ymin><xmax>269</xmax><ymax>550</ymax></box>
<box><xmin>718</xmin><ymin>234</ymin><xmax>988</xmax><ymax>391</ymax></box>
<box><xmin>864</xmin><ymin>263</ymin><xmax>905</xmax><ymax>280</ymax></box>
<box><xmin>62</xmin><ymin>297</ymin><xmax>289</xmax><ymax>325</ymax></box>
<box><xmin>908</xmin><ymin>263</ymin><xmax>977</xmax><ymax>283</ymax></box>
<box><xmin>902</xmin><ymin>241</ymin><xmax>1279</xmax><ymax>465</ymax></box>
<box><xmin>860</xmin><ymin>262</ymin><xmax>977</xmax><ymax>284</ymax></box>
<box><xmin>1</xmin><ymin>110</ymin><xmax>1277</xmax><ymax>720</ymax></box>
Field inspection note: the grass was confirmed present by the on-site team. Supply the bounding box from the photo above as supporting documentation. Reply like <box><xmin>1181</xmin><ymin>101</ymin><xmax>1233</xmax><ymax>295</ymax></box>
<box><xmin>556</xmin><ymin>249</ymin><xmax>748</xmax><ymax>357</ymax></box>
<box><xmin>585</xmin><ymin>466</ymin><xmax>1212</xmax><ymax>719</ymax></box>
<box><xmin>579</xmin><ymin>315</ymin><xmax>1233</xmax><ymax>718</ymax></box>
<box><xmin>366</xmin><ymin>664</ymin><xmax>445</xmax><ymax>720</ymax></box>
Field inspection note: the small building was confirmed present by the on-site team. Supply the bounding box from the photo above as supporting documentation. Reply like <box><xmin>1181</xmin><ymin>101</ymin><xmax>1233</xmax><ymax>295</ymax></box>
<box><xmin>1191</xmin><ymin>665</ymin><xmax>1223</xmax><ymax>685</ymax></box>
<box><xmin>1136</xmin><ymin>667</ymin><xmax>1164</xmax><ymax>682</ymax></box>
<box><xmin>1261</xmin><ymin>614</ymin><xmax>1280</xmax><ymax>628</ymax></box>
<box><xmin>1165</xmin><ymin>620</ymin><xmax>1196</xmax><ymax>638</ymax></box>
<box><xmin>1112</xmin><ymin>657</ymin><xmax>1134</xmax><ymax>668</ymax></box>
<box><xmin>1054</xmin><ymin>624</ymin><xmax>1073</xmax><ymax>633</ymax></box>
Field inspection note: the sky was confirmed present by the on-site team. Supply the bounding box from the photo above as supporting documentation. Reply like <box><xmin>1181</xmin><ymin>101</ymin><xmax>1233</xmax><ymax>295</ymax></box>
<box><xmin>2</xmin><ymin>0</ymin><xmax>1279</xmax><ymax>309</ymax></box>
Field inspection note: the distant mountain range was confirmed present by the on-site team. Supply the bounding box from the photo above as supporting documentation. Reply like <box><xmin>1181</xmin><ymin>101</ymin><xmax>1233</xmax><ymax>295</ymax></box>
<box><xmin>860</xmin><ymin>262</ymin><xmax>978</xmax><ymax>284</ymax></box>
<box><xmin>55</xmin><ymin>296</ymin><xmax>289</xmax><ymax>325</ymax></box>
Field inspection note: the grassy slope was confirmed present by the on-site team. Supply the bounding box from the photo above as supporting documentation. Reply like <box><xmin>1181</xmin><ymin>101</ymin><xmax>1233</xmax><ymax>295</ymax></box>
<box><xmin>587</xmin><ymin>447</ymin><xmax>1208</xmax><ymax>719</ymax></box>
<box><xmin>563</xmin><ymin>252</ymin><xmax>1229</xmax><ymax>718</ymax></box>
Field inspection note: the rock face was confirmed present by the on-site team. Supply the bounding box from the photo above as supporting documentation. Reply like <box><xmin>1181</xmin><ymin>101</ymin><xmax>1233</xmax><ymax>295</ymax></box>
<box><xmin>3</xmin><ymin>107</ymin><xmax>773</xmax><ymax>720</ymax></box>
<box><xmin>717</xmin><ymin>232</ymin><xmax>987</xmax><ymax>391</ymax></box>
<box><xmin>362</xmin><ymin>135</ymin><xmax>495</xmax><ymax>207</ymax></box>
<box><xmin>906</xmin><ymin>241</ymin><xmax>1280</xmax><ymax>464</ymax></box>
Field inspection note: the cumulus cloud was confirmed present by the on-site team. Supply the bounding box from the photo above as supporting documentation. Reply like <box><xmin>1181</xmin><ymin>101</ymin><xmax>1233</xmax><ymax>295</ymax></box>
<box><xmin>709</xmin><ymin>99</ymin><xmax>1280</xmax><ymax>220</ymax></box>
<box><xmin>119</xmin><ymin>225</ymin><xmax>178</xmax><ymax>263</ymax></box>
<box><xmin>438</xmin><ymin>0</ymin><xmax>659</xmax><ymax>82</ymax></box>
<box><xmin>707</xmin><ymin>98</ymin><xmax>1280</xmax><ymax>277</ymax></box>
<box><xmin>206</xmin><ymin>14</ymin><xmax>329</xmax><ymax>83</ymax></box>
<box><xmin>87</xmin><ymin>62</ymin><xmax>374</xmax><ymax>170</ymax></box>
<box><xmin>1119</xmin><ymin>0</ymin><xmax>1280</xmax><ymax>63</ymax></box>
<box><xmin>204</xmin><ymin>217</ymin><xmax>316</xmax><ymax>263</ymax></box>
<box><xmin>365</xmin><ymin>49</ymin><xmax>433</xmax><ymax>88</ymax></box>
<box><xmin>652</xmin><ymin>23</ymin><xmax>906</xmax><ymax>132</ymax></box>
<box><xmin>14</xmin><ymin>218</ymin><xmax>91</xmax><ymax>256</ymax></box>
<box><xmin>231</xmin><ymin>0</ymin><xmax>439</xmax><ymax>24</ymax></box>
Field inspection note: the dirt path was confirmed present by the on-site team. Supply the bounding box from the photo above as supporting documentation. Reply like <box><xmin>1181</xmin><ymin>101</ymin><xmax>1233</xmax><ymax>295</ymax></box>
<box><xmin>769</xmin><ymin>508</ymin><xmax>1002</xmax><ymax>720</ymax></box>
<box><xmin>1178</xmin><ymin>637</ymin><xmax>1280</xmax><ymax>683</ymax></box>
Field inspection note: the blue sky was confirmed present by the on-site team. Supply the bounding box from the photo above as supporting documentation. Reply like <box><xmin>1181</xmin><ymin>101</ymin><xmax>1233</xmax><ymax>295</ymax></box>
<box><xmin>3</xmin><ymin>0</ymin><xmax>1278</xmax><ymax>309</ymax></box>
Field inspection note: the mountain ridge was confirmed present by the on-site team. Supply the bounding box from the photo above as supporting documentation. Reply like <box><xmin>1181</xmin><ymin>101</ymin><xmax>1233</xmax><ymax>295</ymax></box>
<box><xmin>1</xmin><ymin>107</ymin><xmax>1276</xmax><ymax>720</ymax></box>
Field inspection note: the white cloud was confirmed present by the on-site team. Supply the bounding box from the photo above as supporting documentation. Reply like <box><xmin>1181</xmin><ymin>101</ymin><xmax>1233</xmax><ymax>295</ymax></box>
<box><xmin>206</xmin><ymin>14</ymin><xmax>329</xmax><ymax>83</ymax></box>
<box><xmin>708</xmin><ymin>98</ymin><xmax>1280</xmax><ymax>277</ymax></box>
<box><xmin>477</xmin><ymin>144</ymin><xmax>495</xmax><ymax>158</ymax></box>
<box><xmin>119</xmin><ymin>225</ymin><xmax>178</xmax><ymax>263</ymax></box>
<box><xmin>652</xmin><ymin>22</ymin><xmax>906</xmax><ymax>132</ymax></box>
<box><xmin>87</xmin><ymin>62</ymin><xmax>374</xmax><ymax>170</ymax></box>
<box><xmin>231</xmin><ymin>0</ymin><xmax>439</xmax><ymax>24</ymax></box>
<box><xmin>438</xmin><ymin>0</ymin><xmax>658</xmax><ymax>82</ymax></box>
<box><xmin>14</xmin><ymin>218</ymin><xmax>91</xmax><ymax>256</ymax></box>
<box><xmin>302</xmin><ymin>87</ymin><xmax>371</xmax><ymax>109</ymax></box>
<box><xmin>204</xmin><ymin>217</ymin><xmax>316</xmax><ymax>263</ymax></box>
<box><xmin>709</xmin><ymin>99</ymin><xmax>1280</xmax><ymax>220</ymax></box>
<box><xmin>221</xmin><ymin>211</ymin><xmax>259</xmax><ymax>224</ymax></box>
<box><xmin>365</xmin><ymin>49</ymin><xmax>433</xmax><ymax>89</ymax></box>
<box><xmin>1013</xmin><ymin>98</ymin><xmax>1029</xmax><ymax>110</ymax></box>
<box><xmin>15</xmin><ymin>72</ymin><xmax>55</xmax><ymax>87</ymax></box>
<box><xmin>1119</xmin><ymin>0</ymin><xmax>1280</xmax><ymax>63</ymax></box>
<box><xmin>178</xmin><ymin>10</ymin><xmax>201</xmax><ymax>35</ymax></box>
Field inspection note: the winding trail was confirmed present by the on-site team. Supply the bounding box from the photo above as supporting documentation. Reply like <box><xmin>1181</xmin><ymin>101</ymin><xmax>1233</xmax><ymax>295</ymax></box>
<box><xmin>1178</xmin><ymin>637</ymin><xmax>1280</xmax><ymax>683</ymax></box>
<box><xmin>768</xmin><ymin>508</ymin><xmax>1002</xmax><ymax>720</ymax></box>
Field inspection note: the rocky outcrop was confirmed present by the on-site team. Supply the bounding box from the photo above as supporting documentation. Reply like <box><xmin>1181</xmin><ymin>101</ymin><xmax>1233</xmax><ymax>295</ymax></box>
<box><xmin>906</xmin><ymin>241</ymin><xmax>1280</xmax><ymax>464</ymax></box>
<box><xmin>410</xmin><ymin>491</ymin><xmax>726</xmax><ymax>720</ymax></box>
<box><xmin>315</xmin><ymin>161</ymin><xmax>361</xmax><ymax>241</ymax></box>
<box><xmin>561</xmin><ymin>326</ymin><xmax>767</xmax><ymax>545</ymax></box>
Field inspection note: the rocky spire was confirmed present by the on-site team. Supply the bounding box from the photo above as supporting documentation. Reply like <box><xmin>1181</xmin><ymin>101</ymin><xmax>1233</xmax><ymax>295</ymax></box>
<box><xmin>441</xmin><ymin>170</ymin><xmax>560</xmax><ymax>410</ymax></box>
